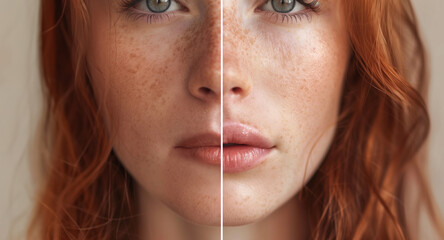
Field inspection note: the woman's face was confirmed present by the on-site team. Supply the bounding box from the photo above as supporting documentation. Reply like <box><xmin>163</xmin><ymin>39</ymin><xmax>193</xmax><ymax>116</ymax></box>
<box><xmin>87</xmin><ymin>0</ymin><xmax>221</xmax><ymax>225</ymax></box>
<box><xmin>87</xmin><ymin>0</ymin><xmax>350</xmax><ymax>227</ymax></box>
<box><xmin>222</xmin><ymin>0</ymin><xmax>350</xmax><ymax>225</ymax></box>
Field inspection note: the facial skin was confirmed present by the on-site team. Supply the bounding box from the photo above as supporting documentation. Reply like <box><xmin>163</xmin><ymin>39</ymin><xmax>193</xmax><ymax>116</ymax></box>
<box><xmin>223</xmin><ymin>0</ymin><xmax>350</xmax><ymax>226</ymax></box>
<box><xmin>86</xmin><ymin>0</ymin><xmax>349</xmax><ymax>235</ymax></box>
<box><xmin>87</xmin><ymin>0</ymin><xmax>221</xmax><ymax>228</ymax></box>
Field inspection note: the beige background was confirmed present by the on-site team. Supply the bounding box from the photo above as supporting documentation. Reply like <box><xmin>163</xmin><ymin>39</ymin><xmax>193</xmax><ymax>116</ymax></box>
<box><xmin>0</xmin><ymin>0</ymin><xmax>443</xmax><ymax>239</ymax></box>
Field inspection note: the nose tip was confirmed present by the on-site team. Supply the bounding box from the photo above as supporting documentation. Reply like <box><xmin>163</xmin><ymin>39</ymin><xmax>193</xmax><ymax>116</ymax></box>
<box><xmin>223</xmin><ymin>65</ymin><xmax>252</xmax><ymax>100</ymax></box>
<box><xmin>187</xmin><ymin>52</ymin><xmax>221</xmax><ymax>103</ymax></box>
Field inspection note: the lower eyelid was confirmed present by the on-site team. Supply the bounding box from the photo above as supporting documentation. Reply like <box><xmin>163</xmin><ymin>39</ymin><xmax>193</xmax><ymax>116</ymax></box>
<box><xmin>125</xmin><ymin>8</ymin><xmax>180</xmax><ymax>24</ymax></box>
<box><xmin>256</xmin><ymin>8</ymin><xmax>314</xmax><ymax>24</ymax></box>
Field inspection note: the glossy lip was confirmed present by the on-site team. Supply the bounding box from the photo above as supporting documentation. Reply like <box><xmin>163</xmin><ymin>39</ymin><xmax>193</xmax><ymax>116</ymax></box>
<box><xmin>175</xmin><ymin>133</ymin><xmax>221</xmax><ymax>166</ymax></box>
<box><xmin>223</xmin><ymin>121</ymin><xmax>275</xmax><ymax>173</ymax></box>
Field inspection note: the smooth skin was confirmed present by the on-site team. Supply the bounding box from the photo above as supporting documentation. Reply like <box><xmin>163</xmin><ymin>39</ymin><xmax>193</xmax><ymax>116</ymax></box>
<box><xmin>223</xmin><ymin>0</ymin><xmax>350</xmax><ymax>239</ymax></box>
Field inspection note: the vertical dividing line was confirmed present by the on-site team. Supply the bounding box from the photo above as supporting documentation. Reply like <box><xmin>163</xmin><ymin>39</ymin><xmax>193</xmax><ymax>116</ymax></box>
<box><xmin>220</xmin><ymin>0</ymin><xmax>224</xmax><ymax>238</ymax></box>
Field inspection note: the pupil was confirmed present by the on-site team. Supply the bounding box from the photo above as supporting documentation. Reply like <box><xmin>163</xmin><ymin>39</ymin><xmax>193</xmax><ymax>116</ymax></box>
<box><xmin>146</xmin><ymin>0</ymin><xmax>171</xmax><ymax>13</ymax></box>
<box><xmin>271</xmin><ymin>0</ymin><xmax>296</xmax><ymax>13</ymax></box>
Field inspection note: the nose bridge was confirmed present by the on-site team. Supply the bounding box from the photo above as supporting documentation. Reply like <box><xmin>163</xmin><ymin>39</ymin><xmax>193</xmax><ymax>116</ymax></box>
<box><xmin>223</xmin><ymin>0</ymin><xmax>241</xmax><ymax>51</ymax></box>
<box><xmin>186</xmin><ymin>4</ymin><xmax>221</xmax><ymax>103</ymax></box>
<box><xmin>200</xmin><ymin>4</ymin><xmax>221</xmax><ymax>75</ymax></box>
<box><xmin>223</xmin><ymin>3</ymin><xmax>252</xmax><ymax>100</ymax></box>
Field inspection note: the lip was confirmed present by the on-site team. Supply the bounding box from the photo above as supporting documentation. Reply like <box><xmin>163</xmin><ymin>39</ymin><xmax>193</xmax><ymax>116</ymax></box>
<box><xmin>175</xmin><ymin>133</ymin><xmax>221</xmax><ymax>166</ymax></box>
<box><xmin>223</xmin><ymin>121</ymin><xmax>274</xmax><ymax>173</ymax></box>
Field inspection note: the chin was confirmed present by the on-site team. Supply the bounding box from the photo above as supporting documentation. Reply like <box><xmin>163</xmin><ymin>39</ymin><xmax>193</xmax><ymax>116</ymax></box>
<box><xmin>168</xmin><ymin>195</ymin><xmax>222</xmax><ymax>226</ymax></box>
<box><xmin>222</xmin><ymin>188</ymin><xmax>280</xmax><ymax>226</ymax></box>
<box><xmin>222</xmin><ymin>200</ymin><xmax>274</xmax><ymax>226</ymax></box>
<box><xmin>222</xmin><ymin>213</ymin><xmax>263</xmax><ymax>226</ymax></box>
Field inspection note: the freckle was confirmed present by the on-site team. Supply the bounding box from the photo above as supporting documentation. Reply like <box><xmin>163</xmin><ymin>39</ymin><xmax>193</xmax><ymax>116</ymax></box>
<box><xmin>149</xmin><ymin>78</ymin><xmax>160</xmax><ymax>90</ymax></box>
<box><xmin>140</xmin><ymin>75</ymin><xmax>149</xmax><ymax>87</ymax></box>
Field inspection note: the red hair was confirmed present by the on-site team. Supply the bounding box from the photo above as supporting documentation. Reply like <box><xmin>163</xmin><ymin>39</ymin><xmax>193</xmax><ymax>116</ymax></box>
<box><xmin>29</xmin><ymin>0</ymin><xmax>138</xmax><ymax>239</ymax></box>
<box><xmin>302</xmin><ymin>0</ymin><xmax>444</xmax><ymax>239</ymax></box>
<box><xmin>29</xmin><ymin>0</ymin><xmax>443</xmax><ymax>239</ymax></box>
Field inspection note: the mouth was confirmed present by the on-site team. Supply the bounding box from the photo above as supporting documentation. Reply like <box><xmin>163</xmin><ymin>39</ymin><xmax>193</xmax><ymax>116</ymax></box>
<box><xmin>223</xmin><ymin>143</ymin><xmax>243</xmax><ymax>147</ymax></box>
<box><xmin>174</xmin><ymin>123</ymin><xmax>275</xmax><ymax>172</ymax></box>
<box><xmin>223</xmin><ymin>121</ymin><xmax>275</xmax><ymax>173</ymax></box>
<box><xmin>175</xmin><ymin>133</ymin><xmax>221</xmax><ymax>166</ymax></box>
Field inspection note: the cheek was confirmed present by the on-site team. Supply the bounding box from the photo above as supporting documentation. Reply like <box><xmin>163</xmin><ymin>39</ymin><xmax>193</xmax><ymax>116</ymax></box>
<box><xmin>107</xmin><ymin>36</ymin><xmax>177</xmax><ymax>121</ymax></box>
<box><xmin>85</xmin><ymin>13</ymin><xmax>200</xmax><ymax>186</ymax></box>
<box><xmin>255</xmin><ymin>24</ymin><xmax>349</xmax><ymax>146</ymax></box>
<box><xmin>90</xmin><ymin>28</ymin><xmax>184</xmax><ymax>116</ymax></box>
<box><xmin>86</xmin><ymin>13</ymin><xmax>199</xmax><ymax>144</ymax></box>
<box><xmin>263</xmin><ymin>30</ymin><xmax>346</xmax><ymax>111</ymax></box>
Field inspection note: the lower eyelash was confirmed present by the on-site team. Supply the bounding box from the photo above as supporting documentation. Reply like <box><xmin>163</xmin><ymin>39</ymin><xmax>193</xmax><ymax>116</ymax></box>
<box><xmin>125</xmin><ymin>10</ymin><xmax>176</xmax><ymax>24</ymax></box>
<box><xmin>262</xmin><ymin>10</ymin><xmax>312</xmax><ymax>24</ymax></box>
<box><xmin>283</xmin><ymin>12</ymin><xmax>311</xmax><ymax>23</ymax></box>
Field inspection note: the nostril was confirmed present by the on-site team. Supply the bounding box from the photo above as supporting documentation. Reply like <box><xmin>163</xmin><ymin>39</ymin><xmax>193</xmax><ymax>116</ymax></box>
<box><xmin>199</xmin><ymin>87</ymin><xmax>213</xmax><ymax>95</ymax></box>
<box><xmin>232</xmin><ymin>87</ymin><xmax>242</xmax><ymax>94</ymax></box>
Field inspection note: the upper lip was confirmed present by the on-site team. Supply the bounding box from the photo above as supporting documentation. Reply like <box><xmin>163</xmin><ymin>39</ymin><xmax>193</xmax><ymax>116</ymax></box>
<box><xmin>223</xmin><ymin>121</ymin><xmax>274</xmax><ymax>148</ymax></box>
<box><xmin>176</xmin><ymin>133</ymin><xmax>221</xmax><ymax>148</ymax></box>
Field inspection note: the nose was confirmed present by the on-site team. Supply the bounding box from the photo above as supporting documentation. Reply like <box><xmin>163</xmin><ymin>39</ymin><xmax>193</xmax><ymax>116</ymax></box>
<box><xmin>223</xmin><ymin>53</ymin><xmax>252</xmax><ymax>101</ymax></box>
<box><xmin>186</xmin><ymin>7</ymin><xmax>221</xmax><ymax>104</ymax></box>
<box><xmin>222</xmin><ymin>8</ymin><xmax>252</xmax><ymax>101</ymax></box>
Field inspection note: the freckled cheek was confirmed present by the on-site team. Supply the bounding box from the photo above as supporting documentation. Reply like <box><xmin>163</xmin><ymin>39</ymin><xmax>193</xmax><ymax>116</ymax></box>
<box><xmin>259</xmin><ymin>34</ymin><xmax>342</xmax><ymax>113</ymax></box>
<box><xmin>106</xmin><ymin>35</ymin><xmax>188</xmax><ymax>109</ymax></box>
<box><xmin>88</xmin><ymin>28</ymin><xmax>193</xmax><ymax>137</ymax></box>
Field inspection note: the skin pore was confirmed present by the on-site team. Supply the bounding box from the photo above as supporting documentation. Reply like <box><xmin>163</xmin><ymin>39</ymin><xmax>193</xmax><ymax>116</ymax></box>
<box><xmin>87</xmin><ymin>0</ymin><xmax>221</xmax><ymax>239</ymax></box>
<box><xmin>86</xmin><ymin>0</ymin><xmax>349</xmax><ymax>239</ymax></box>
<box><xmin>223</xmin><ymin>0</ymin><xmax>349</xmax><ymax>239</ymax></box>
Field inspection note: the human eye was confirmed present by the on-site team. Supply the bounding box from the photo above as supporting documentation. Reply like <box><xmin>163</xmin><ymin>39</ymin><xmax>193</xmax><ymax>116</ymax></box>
<box><xmin>120</xmin><ymin>0</ymin><xmax>188</xmax><ymax>24</ymax></box>
<box><xmin>257</xmin><ymin>0</ymin><xmax>320</xmax><ymax>24</ymax></box>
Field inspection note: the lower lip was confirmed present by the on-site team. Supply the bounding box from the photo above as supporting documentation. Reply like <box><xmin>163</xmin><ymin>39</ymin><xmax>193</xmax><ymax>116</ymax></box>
<box><xmin>176</xmin><ymin>147</ymin><xmax>221</xmax><ymax>166</ymax></box>
<box><xmin>223</xmin><ymin>145</ymin><xmax>272</xmax><ymax>173</ymax></box>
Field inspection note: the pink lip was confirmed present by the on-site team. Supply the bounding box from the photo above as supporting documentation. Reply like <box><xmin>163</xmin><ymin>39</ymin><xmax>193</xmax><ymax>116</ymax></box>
<box><xmin>175</xmin><ymin>133</ymin><xmax>221</xmax><ymax>166</ymax></box>
<box><xmin>223</xmin><ymin>121</ymin><xmax>274</xmax><ymax>173</ymax></box>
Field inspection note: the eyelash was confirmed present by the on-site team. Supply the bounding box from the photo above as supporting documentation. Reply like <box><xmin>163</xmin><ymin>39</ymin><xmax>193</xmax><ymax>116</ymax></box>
<box><xmin>256</xmin><ymin>0</ymin><xmax>321</xmax><ymax>24</ymax></box>
<box><xmin>118</xmin><ymin>0</ymin><xmax>320</xmax><ymax>24</ymax></box>
<box><xmin>119</xmin><ymin>0</ymin><xmax>183</xmax><ymax>24</ymax></box>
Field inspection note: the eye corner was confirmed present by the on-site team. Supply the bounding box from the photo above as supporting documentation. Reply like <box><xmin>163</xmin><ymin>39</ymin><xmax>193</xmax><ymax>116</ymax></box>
<box><xmin>300</xmin><ymin>0</ymin><xmax>321</xmax><ymax>12</ymax></box>
<box><xmin>119</xmin><ymin>0</ymin><xmax>140</xmax><ymax>12</ymax></box>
